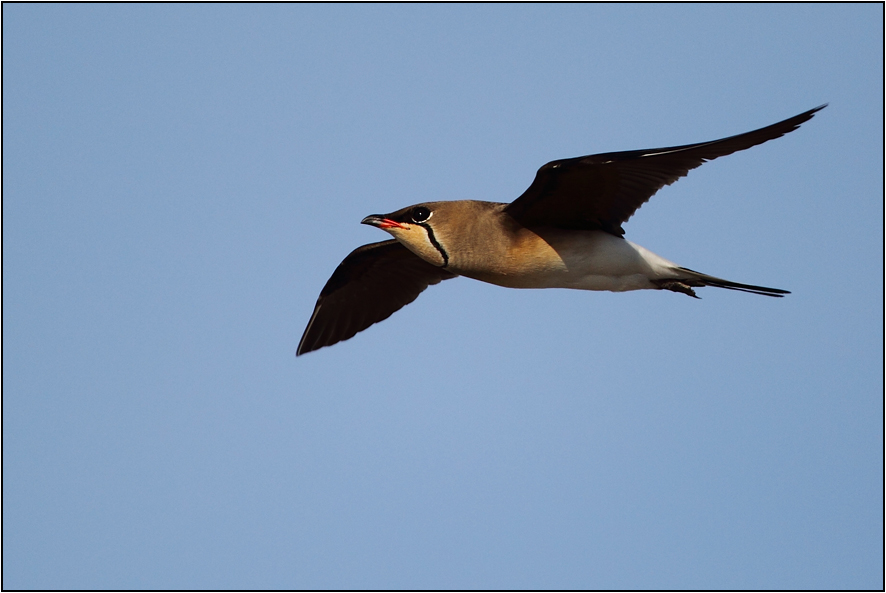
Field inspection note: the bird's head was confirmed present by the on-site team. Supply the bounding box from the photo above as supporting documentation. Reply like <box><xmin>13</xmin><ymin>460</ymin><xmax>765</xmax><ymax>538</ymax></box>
<box><xmin>362</xmin><ymin>202</ymin><xmax>452</xmax><ymax>267</ymax></box>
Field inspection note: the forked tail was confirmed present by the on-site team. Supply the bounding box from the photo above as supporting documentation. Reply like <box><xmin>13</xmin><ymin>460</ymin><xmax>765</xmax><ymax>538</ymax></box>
<box><xmin>656</xmin><ymin>267</ymin><xmax>790</xmax><ymax>298</ymax></box>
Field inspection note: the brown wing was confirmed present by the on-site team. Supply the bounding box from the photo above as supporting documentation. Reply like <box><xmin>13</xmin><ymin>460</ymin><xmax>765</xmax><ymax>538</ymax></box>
<box><xmin>297</xmin><ymin>240</ymin><xmax>456</xmax><ymax>356</ymax></box>
<box><xmin>504</xmin><ymin>105</ymin><xmax>826</xmax><ymax>235</ymax></box>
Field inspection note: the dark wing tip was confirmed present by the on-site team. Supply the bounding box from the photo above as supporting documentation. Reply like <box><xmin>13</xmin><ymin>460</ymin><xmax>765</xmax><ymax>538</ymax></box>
<box><xmin>296</xmin><ymin>305</ymin><xmax>321</xmax><ymax>356</ymax></box>
<box><xmin>770</xmin><ymin>103</ymin><xmax>827</xmax><ymax>136</ymax></box>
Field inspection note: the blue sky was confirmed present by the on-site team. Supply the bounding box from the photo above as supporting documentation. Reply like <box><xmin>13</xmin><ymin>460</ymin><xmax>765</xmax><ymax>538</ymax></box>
<box><xmin>3</xmin><ymin>4</ymin><xmax>882</xmax><ymax>589</ymax></box>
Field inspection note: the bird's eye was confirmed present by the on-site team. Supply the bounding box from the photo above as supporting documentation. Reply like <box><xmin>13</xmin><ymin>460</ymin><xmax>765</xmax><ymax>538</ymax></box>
<box><xmin>411</xmin><ymin>206</ymin><xmax>431</xmax><ymax>223</ymax></box>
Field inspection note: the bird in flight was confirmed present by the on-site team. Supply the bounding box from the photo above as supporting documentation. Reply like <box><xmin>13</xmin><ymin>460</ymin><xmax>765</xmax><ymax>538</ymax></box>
<box><xmin>298</xmin><ymin>105</ymin><xmax>825</xmax><ymax>356</ymax></box>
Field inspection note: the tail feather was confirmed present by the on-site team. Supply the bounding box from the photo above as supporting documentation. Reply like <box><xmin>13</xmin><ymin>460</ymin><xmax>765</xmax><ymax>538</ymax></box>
<box><xmin>675</xmin><ymin>267</ymin><xmax>789</xmax><ymax>298</ymax></box>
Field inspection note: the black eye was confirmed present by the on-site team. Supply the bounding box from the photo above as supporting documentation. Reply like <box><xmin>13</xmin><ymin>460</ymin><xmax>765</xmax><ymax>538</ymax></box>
<box><xmin>411</xmin><ymin>206</ymin><xmax>431</xmax><ymax>223</ymax></box>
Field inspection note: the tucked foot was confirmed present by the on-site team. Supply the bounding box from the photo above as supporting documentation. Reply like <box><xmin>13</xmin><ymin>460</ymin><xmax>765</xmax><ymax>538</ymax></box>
<box><xmin>655</xmin><ymin>279</ymin><xmax>700</xmax><ymax>298</ymax></box>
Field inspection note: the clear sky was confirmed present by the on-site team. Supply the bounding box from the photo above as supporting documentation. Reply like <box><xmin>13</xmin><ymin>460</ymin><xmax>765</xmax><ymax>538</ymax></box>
<box><xmin>3</xmin><ymin>4</ymin><xmax>882</xmax><ymax>590</ymax></box>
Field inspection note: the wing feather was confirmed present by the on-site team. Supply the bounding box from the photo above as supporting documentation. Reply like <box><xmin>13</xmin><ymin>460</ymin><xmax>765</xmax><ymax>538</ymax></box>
<box><xmin>505</xmin><ymin>105</ymin><xmax>825</xmax><ymax>234</ymax></box>
<box><xmin>297</xmin><ymin>240</ymin><xmax>456</xmax><ymax>356</ymax></box>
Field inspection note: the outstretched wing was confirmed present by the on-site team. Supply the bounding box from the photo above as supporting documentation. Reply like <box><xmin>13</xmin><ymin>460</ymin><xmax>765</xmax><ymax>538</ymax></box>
<box><xmin>504</xmin><ymin>105</ymin><xmax>826</xmax><ymax>235</ymax></box>
<box><xmin>297</xmin><ymin>240</ymin><xmax>456</xmax><ymax>356</ymax></box>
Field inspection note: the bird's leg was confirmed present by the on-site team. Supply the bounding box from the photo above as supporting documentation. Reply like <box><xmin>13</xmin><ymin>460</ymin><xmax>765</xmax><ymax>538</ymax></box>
<box><xmin>655</xmin><ymin>279</ymin><xmax>700</xmax><ymax>298</ymax></box>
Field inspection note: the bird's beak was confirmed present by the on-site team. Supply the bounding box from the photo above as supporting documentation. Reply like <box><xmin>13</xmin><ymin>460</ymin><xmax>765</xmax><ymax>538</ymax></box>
<box><xmin>361</xmin><ymin>215</ymin><xmax>406</xmax><ymax>229</ymax></box>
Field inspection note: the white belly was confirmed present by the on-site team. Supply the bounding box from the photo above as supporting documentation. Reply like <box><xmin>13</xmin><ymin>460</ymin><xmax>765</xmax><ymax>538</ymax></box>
<box><xmin>455</xmin><ymin>230</ymin><xmax>681</xmax><ymax>292</ymax></box>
